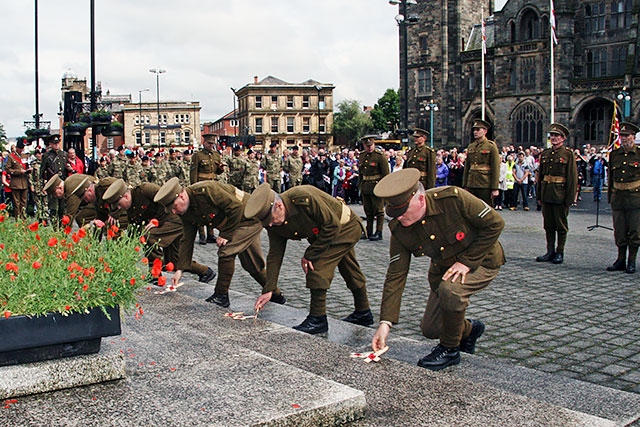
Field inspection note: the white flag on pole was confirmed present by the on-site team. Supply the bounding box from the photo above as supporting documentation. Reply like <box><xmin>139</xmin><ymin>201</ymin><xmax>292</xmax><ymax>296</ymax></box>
<box><xmin>550</xmin><ymin>0</ymin><xmax>558</xmax><ymax>44</ymax></box>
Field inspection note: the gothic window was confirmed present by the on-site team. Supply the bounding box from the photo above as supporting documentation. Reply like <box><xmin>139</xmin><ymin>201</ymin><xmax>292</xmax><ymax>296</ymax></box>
<box><xmin>610</xmin><ymin>45</ymin><xmax>628</xmax><ymax>75</ymax></box>
<box><xmin>610</xmin><ymin>0</ymin><xmax>633</xmax><ymax>30</ymax></box>
<box><xmin>582</xmin><ymin>100</ymin><xmax>610</xmax><ymax>144</ymax></box>
<box><xmin>586</xmin><ymin>47</ymin><xmax>607</xmax><ymax>78</ymax></box>
<box><xmin>510</xmin><ymin>22</ymin><xmax>516</xmax><ymax>43</ymax></box>
<box><xmin>521</xmin><ymin>57</ymin><xmax>536</xmax><ymax>88</ymax></box>
<box><xmin>520</xmin><ymin>10</ymin><xmax>540</xmax><ymax>41</ymax></box>
<box><xmin>585</xmin><ymin>2</ymin><xmax>606</xmax><ymax>33</ymax></box>
<box><xmin>513</xmin><ymin>103</ymin><xmax>544</xmax><ymax>146</ymax></box>
<box><xmin>418</xmin><ymin>69</ymin><xmax>432</xmax><ymax>94</ymax></box>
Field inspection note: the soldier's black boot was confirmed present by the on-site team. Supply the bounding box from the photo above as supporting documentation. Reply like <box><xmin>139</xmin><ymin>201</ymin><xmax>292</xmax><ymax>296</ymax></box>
<box><xmin>417</xmin><ymin>344</ymin><xmax>461</xmax><ymax>371</ymax></box>
<box><xmin>627</xmin><ymin>246</ymin><xmax>638</xmax><ymax>274</ymax></box>
<box><xmin>205</xmin><ymin>293</ymin><xmax>230</xmax><ymax>307</ymax></box>
<box><xmin>552</xmin><ymin>252</ymin><xmax>564</xmax><ymax>264</ymax></box>
<box><xmin>270</xmin><ymin>292</ymin><xmax>287</xmax><ymax>305</ymax></box>
<box><xmin>293</xmin><ymin>315</ymin><xmax>328</xmax><ymax>334</ymax></box>
<box><xmin>369</xmin><ymin>230</ymin><xmax>382</xmax><ymax>241</ymax></box>
<box><xmin>199</xmin><ymin>234</ymin><xmax>207</xmax><ymax>245</ymax></box>
<box><xmin>198</xmin><ymin>267</ymin><xmax>217</xmax><ymax>283</ymax></box>
<box><xmin>607</xmin><ymin>246</ymin><xmax>627</xmax><ymax>271</ymax></box>
<box><xmin>459</xmin><ymin>319</ymin><xmax>485</xmax><ymax>354</ymax></box>
<box><xmin>535</xmin><ymin>251</ymin><xmax>555</xmax><ymax>262</ymax></box>
<box><xmin>341</xmin><ymin>309</ymin><xmax>374</xmax><ymax>326</ymax></box>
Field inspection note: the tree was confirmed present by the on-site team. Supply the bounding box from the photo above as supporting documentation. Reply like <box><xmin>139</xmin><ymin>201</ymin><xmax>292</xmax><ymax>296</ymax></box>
<box><xmin>0</xmin><ymin>122</ymin><xmax>6</xmax><ymax>153</ymax></box>
<box><xmin>370</xmin><ymin>89</ymin><xmax>400</xmax><ymax>133</ymax></box>
<box><xmin>331</xmin><ymin>99</ymin><xmax>372</xmax><ymax>147</ymax></box>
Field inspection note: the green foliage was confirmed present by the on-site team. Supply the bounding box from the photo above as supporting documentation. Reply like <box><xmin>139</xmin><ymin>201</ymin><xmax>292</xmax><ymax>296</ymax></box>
<box><xmin>0</xmin><ymin>208</ymin><xmax>147</xmax><ymax>318</ymax></box>
<box><xmin>0</xmin><ymin>122</ymin><xmax>6</xmax><ymax>152</ymax></box>
<box><xmin>331</xmin><ymin>99</ymin><xmax>373</xmax><ymax>146</ymax></box>
<box><xmin>370</xmin><ymin>89</ymin><xmax>400</xmax><ymax>132</ymax></box>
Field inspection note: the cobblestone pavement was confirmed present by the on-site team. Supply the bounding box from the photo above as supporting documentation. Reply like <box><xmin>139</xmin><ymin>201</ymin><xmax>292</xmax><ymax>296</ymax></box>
<box><xmin>190</xmin><ymin>189</ymin><xmax>640</xmax><ymax>394</ymax></box>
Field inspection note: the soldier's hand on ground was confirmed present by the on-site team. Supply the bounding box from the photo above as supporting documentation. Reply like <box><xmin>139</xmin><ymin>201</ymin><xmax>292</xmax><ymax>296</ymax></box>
<box><xmin>301</xmin><ymin>257</ymin><xmax>315</xmax><ymax>274</ymax></box>
<box><xmin>172</xmin><ymin>270</ymin><xmax>183</xmax><ymax>287</ymax></box>
<box><xmin>255</xmin><ymin>292</ymin><xmax>272</xmax><ymax>311</ymax></box>
<box><xmin>442</xmin><ymin>262</ymin><xmax>470</xmax><ymax>284</ymax></box>
<box><xmin>216</xmin><ymin>236</ymin><xmax>228</xmax><ymax>247</ymax></box>
<box><xmin>372</xmin><ymin>324</ymin><xmax>390</xmax><ymax>352</ymax></box>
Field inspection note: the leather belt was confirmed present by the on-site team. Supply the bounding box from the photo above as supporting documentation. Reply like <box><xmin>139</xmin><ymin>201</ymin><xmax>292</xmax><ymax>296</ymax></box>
<box><xmin>197</xmin><ymin>173</ymin><xmax>215</xmax><ymax>180</ymax></box>
<box><xmin>613</xmin><ymin>180</ymin><xmax>640</xmax><ymax>191</ymax></box>
<box><xmin>470</xmin><ymin>165</ymin><xmax>491</xmax><ymax>171</ymax></box>
<box><xmin>543</xmin><ymin>175</ymin><xmax>566</xmax><ymax>183</ymax></box>
<box><xmin>362</xmin><ymin>174</ymin><xmax>383</xmax><ymax>181</ymax></box>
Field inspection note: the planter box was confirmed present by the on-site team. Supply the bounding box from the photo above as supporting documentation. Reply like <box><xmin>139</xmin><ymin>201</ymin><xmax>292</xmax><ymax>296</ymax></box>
<box><xmin>101</xmin><ymin>125</ymin><xmax>123</xmax><ymax>137</ymax></box>
<box><xmin>0</xmin><ymin>306</ymin><xmax>121</xmax><ymax>367</ymax></box>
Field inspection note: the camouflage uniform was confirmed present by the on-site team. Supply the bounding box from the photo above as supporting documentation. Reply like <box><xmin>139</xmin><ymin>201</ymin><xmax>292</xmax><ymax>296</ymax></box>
<box><xmin>179</xmin><ymin>158</ymin><xmax>191</xmax><ymax>186</ymax></box>
<box><xmin>228</xmin><ymin>153</ymin><xmax>247</xmax><ymax>189</ymax></box>
<box><xmin>284</xmin><ymin>152</ymin><xmax>304</xmax><ymax>187</ymax></box>
<box><xmin>108</xmin><ymin>154</ymin><xmax>127</xmax><ymax>179</ymax></box>
<box><xmin>153</xmin><ymin>158</ymin><xmax>172</xmax><ymax>186</ymax></box>
<box><xmin>243</xmin><ymin>157</ymin><xmax>260</xmax><ymax>193</ymax></box>
<box><xmin>167</xmin><ymin>158</ymin><xmax>185</xmax><ymax>183</ymax></box>
<box><xmin>264</xmin><ymin>149</ymin><xmax>282</xmax><ymax>192</ymax></box>
<box><xmin>30</xmin><ymin>157</ymin><xmax>48</xmax><ymax>221</ymax></box>
<box><xmin>123</xmin><ymin>160</ymin><xmax>145</xmax><ymax>187</ymax></box>
<box><xmin>94</xmin><ymin>165</ymin><xmax>111</xmax><ymax>179</ymax></box>
<box><xmin>217</xmin><ymin>154</ymin><xmax>231</xmax><ymax>184</ymax></box>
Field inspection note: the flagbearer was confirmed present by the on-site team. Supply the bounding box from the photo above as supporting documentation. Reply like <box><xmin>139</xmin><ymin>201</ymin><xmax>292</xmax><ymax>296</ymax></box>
<box><xmin>606</xmin><ymin>122</ymin><xmax>640</xmax><ymax>274</ymax></box>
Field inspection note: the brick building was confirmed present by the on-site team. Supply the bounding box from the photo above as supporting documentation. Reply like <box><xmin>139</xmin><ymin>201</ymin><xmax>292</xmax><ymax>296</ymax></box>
<box><xmin>398</xmin><ymin>0</ymin><xmax>639</xmax><ymax>149</ymax></box>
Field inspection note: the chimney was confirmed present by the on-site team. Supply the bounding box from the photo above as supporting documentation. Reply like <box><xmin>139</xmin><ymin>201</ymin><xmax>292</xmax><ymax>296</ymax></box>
<box><xmin>254</xmin><ymin>76</ymin><xmax>258</xmax><ymax>84</ymax></box>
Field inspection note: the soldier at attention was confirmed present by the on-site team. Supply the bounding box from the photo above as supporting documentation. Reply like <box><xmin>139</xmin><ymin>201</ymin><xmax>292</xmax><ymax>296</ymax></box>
<box><xmin>535</xmin><ymin>123</ymin><xmax>578</xmax><ymax>265</ymax></box>
<box><xmin>606</xmin><ymin>122</ymin><xmax>640</xmax><ymax>274</ymax></box>
<box><xmin>190</xmin><ymin>133</ymin><xmax>224</xmax><ymax>245</ymax></box>
<box><xmin>405</xmin><ymin>128</ymin><xmax>436</xmax><ymax>190</ymax></box>
<box><xmin>462</xmin><ymin>119</ymin><xmax>501</xmax><ymax>205</ymax></box>
<box><xmin>154</xmin><ymin>178</ymin><xmax>286</xmax><ymax>307</ymax></box>
<box><xmin>371</xmin><ymin>169</ymin><xmax>505</xmax><ymax>371</ymax></box>
<box><xmin>264</xmin><ymin>142</ymin><xmax>283</xmax><ymax>193</ymax></box>
<box><xmin>246</xmin><ymin>183</ymin><xmax>373</xmax><ymax>334</ymax></box>
<box><xmin>358</xmin><ymin>136</ymin><xmax>390</xmax><ymax>241</ymax></box>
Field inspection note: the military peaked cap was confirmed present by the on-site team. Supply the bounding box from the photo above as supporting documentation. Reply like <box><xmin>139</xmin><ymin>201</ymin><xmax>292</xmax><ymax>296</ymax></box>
<box><xmin>619</xmin><ymin>122</ymin><xmax>639</xmax><ymax>136</ymax></box>
<box><xmin>549</xmin><ymin>123</ymin><xmax>570</xmax><ymax>138</ymax></box>
<box><xmin>472</xmin><ymin>119</ymin><xmax>491</xmax><ymax>130</ymax></box>
<box><xmin>103</xmin><ymin>179</ymin><xmax>130</xmax><ymax>204</ymax></box>
<box><xmin>244</xmin><ymin>183</ymin><xmax>275</xmax><ymax>227</ymax></box>
<box><xmin>374</xmin><ymin>168</ymin><xmax>421</xmax><ymax>218</ymax></box>
<box><xmin>153</xmin><ymin>177</ymin><xmax>183</xmax><ymax>213</ymax></box>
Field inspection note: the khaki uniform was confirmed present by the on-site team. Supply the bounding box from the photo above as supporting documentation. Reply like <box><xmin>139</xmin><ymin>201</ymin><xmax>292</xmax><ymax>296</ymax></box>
<box><xmin>608</xmin><ymin>144</ymin><xmax>640</xmax><ymax>250</ymax></box>
<box><xmin>380</xmin><ymin>186</ymin><xmax>505</xmax><ymax>348</ymax></box>
<box><xmin>121</xmin><ymin>183</ymin><xmax>208</xmax><ymax>277</ymax></box>
<box><xmin>190</xmin><ymin>146</ymin><xmax>223</xmax><ymax>241</ymax></box>
<box><xmin>264</xmin><ymin>150</ymin><xmax>282</xmax><ymax>192</ymax></box>
<box><xmin>64</xmin><ymin>175</ymin><xmax>128</xmax><ymax>228</ymax></box>
<box><xmin>264</xmin><ymin>185</ymin><xmax>370</xmax><ymax>315</ymax></box>
<box><xmin>462</xmin><ymin>136</ymin><xmax>501</xmax><ymax>204</ymax></box>
<box><xmin>5</xmin><ymin>153</ymin><xmax>29</xmax><ymax>218</ymax></box>
<box><xmin>536</xmin><ymin>145</ymin><xmax>578</xmax><ymax>254</ymax></box>
<box><xmin>358</xmin><ymin>148</ymin><xmax>390</xmax><ymax>236</ymax></box>
<box><xmin>178</xmin><ymin>181</ymin><xmax>281</xmax><ymax>297</ymax></box>
<box><xmin>405</xmin><ymin>145</ymin><xmax>436</xmax><ymax>190</ymax></box>
<box><xmin>284</xmin><ymin>154</ymin><xmax>304</xmax><ymax>187</ymax></box>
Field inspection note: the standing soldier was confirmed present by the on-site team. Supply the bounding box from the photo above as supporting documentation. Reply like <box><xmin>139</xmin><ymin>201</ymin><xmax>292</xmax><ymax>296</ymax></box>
<box><xmin>40</xmin><ymin>134</ymin><xmax>67</xmax><ymax>222</ymax></box>
<box><xmin>5</xmin><ymin>139</ymin><xmax>31</xmax><ymax>218</ymax></box>
<box><xmin>108</xmin><ymin>145</ymin><xmax>127</xmax><ymax>179</ymax></box>
<box><xmin>606</xmin><ymin>122</ymin><xmax>640</xmax><ymax>274</ymax></box>
<box><xmin>405</xmin><ymin>128</ymin><xmax>436</xmax><ymax>190</ymax></box>
<box><xmin>154</xmin><ymin>178</ymin><xmax>286</xmax><ymax>307</ymax></box>
<box><xmin>152</xmin><ymin>152</ymin><xmax>171</xmax><ymax>186</ymax></box>
<box><xmin>462</xmin><ymin>119</ymin><xmax>501</xmax><ymax>205</ymax></box>
<box><xmin>284</xmin><ymin>145</ymin><xmax>304</xmax><ymax>187</ymax></box>
<box><xmin>264</xmin><ymin>142</ymin><xmax>282</xmax><ymax>193</ymax></box>
<box><xmin>535</xmin><ymin>123</ymin><xmax>578</xmax><ymax>265</ymax></box>
<box><xmin>247</xmin><ymin>183</ymin><xmax>373</xmax><ymax>334</ymax></box>
<box><xmin>190</xmin><ymin>133</ymin><xmax>224</xmax><ymax>245</ymax></box>
<box><xmin>217</xmin><ymin>143</ymin><xmax>231</xmax><ymax>185</ymax></box>
<box><xmin>371</xmin><ymin>169</ymin><xmax>505</xmax><ymax>370</ymax></box>
<box><xmin>30</xmin><ymin>148</ymin><xmax>48</xmax><ymax>222</ymax></box>
<box><xmin>167</xmin><ymin>148</ymin><xmax>186</xmax><ymax>183</ymax></box>
<box><xmin>123</xmin><ymin>151</ymin><xmax>145</xmax><ymax>187</ymax></box>
<box><xmin>227</xmin><ymin>144</ymin><xmax>247</xmax><ymax>190</ymax></box>
<box><xmin>140</xmin><ymin>155</ymin><xmax>154</xmax><ymax>183</ymax></box>
<box><xmin>243</xmin><ymin>149</ymin><xmax>260</xmax><ymax>193</ymax></box>
<box><xmin>94</xmin><ymin>156</ymin><xmax>111</xmax><ymax>179</ymax></box>
<box><xmin>358</xmin><ymin>136</ymin><xmax>390</xmax><ymax>241</ymax></box>
<box><xmin>179</xmin><ymin>149</ymin><xmax>192</xmax><ymax>186</ymax></box>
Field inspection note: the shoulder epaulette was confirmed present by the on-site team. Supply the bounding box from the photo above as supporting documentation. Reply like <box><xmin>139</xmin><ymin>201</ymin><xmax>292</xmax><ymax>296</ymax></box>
<box><xmin>430</xmin><ymin>186</ymin><xmax>459</xmax><ymax>199</ymax></box>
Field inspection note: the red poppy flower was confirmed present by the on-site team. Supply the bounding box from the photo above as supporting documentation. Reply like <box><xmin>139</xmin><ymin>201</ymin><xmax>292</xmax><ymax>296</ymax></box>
<box><xmin>135</xmin><ymin>246</ymin><xmax>141</xmax><ymax>252</ymax></box>
<box><xmin>72</xmin><ymin>233</ymin><xmax>80</xmax><ymax>243</ymax></box>
<box><xmin>3</xmin><ymin>311</ymin><xmax>11</xmax><ymax>319</ymax></box>
<box><xmin>48</xmin><ymin>237</ymin><xmax>58</xmax><ymax>247</ymax></box>
<box><xmin>60</xmin><ymin>251</ymin><xmax>68</xmax><ymax>260</ymax></box>
<box><xmin>65</xmin><ymin>305</ymin><xmax>71</xmax><ymax>311</ymax></box>
<box><xmin>35</xmin><ymin>234</ymin><xmax>41</xmax><ymax>241</ymax></box>
<box><xmin>64</xmin><ymin>226</ymin><xmax>72</xmax><ymax>235</ymax></box>
<box><xmin>0</xmin><ymin>215</ymin><xmax>5</xmax><ymax>223</ymax></box>
<box><xmin>157</xmin><ymin>276</ymin><xmax>167</xmax><ymax>287</ymax></box>
<box><xmin>150</xmin><ymin>218</ymin><xmax>159</xmax><ymax>227</ymax></box>
<box><xmin>129</xmin><ymin>278</ymin><xmax>136</xmax><ymax>286</ymax></box>
<box><xmin>78</xmin><ymin>228</ymin><xmax>86</xmax><ymax>238</ymax></box>
<box><xmin>32</xmin><ymin>261</ymin><xmax>42</xmax><ymax>269</ymax></box>
<box><xmin>455</xmin><ymin>231</ymin><xmax>465</xmax><ymax>241</ymax></box>
<box><xmin>82</xmin><ymin>284</ymin><xmax>89</xmax><ymax>291</ymax></box>
<box><xmin>110</xmin><ymin>225</ymin><xmax>119</xmax><ymax>234</ymax></box>
<box><xmin>0</xmin><ymin>243</ymin><xmax>4</xmax><ymax>249</ymax></box>
<box><xmin>0</xmin><ymin>203</ymin><xmax>6</xmax><ymax>210</ymax></box>
<box><xmin>28</xmin><ymin>222</ymin><xmax>39</xmax><ymax>232</ymax></box>
<box><xmin>165</xmin><ymin>262</ymin><xmax>174</xmax><ymax>272</ymax></box>
<box><xmin>152</xmin><ymin>258</ymin><xmax>162</xmax><ymax>269</ymax></box>
<box><xmin>140</xmin><ymin>236</ymin><xmax>146</xmax><ymax>244</ymax></box>
<box><xmin>312</xmin><ymin>227</ymin><xmax>319</xmax><ymax>235</ymax></box>
<box><xmin>209</xmin><ymin>213</ymin><xmax>215</xmax><ymax>218</ymax></box>
<box><xmin>5</xmin><ymin>262</ymin><xmax>18</xmax><ymax>273</ymax></box>
<box><xmin>61</xmin><ymin>215</ymin><xmax>71</xmax><ymax>225</ymax></box>
<box><xmin>111</xmin><ymin>292</ymin><xmax>117</xmax><ymax>297</ymax></box>
<box><xmin>141</xmin><ymin>257</ymin><xmax>149</xmax><ymax>265</ymax></box>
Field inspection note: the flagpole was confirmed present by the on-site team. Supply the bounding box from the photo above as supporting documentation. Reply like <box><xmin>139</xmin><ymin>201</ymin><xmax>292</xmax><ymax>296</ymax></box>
<box><xmin>550</xmin><ymin>0</ymin><xmax>555</xmax><ymax>125</ymax></box>
<box><xmin>481</xmin><ymin>7</ymin><xmax>486</xmax><ymax>120</ymax></box>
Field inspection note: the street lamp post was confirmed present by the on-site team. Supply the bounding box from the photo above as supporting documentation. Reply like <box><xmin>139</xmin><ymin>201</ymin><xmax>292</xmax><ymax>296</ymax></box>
<box><xmin>389</xmin><ymin>0</ymin><xmax>418</xmax><ymax>132</ymax></box>
<box><xmin>315</xmin><ymin>85</ymin><xmax>323</xmax><ymax>146</ymax></box>
<box><xmin>617</xmin><ymin>87</ymin><xmax>631</xmax><ymax>121</ymax></box>
<box><xmin>231</xmin><ymin>87</ymin><xmax>237</xmax><ymax>138</ymax></box>
<box><xmin>424</xmin><ymin>100</ymin><xmax>438</xmax><ymax>148</ymax></box>
<box><xmin>138</xmin><ymin>88</ymin><xmax>149</xmax><ymax>146</ymax></box>
<box><xmin>149</xmin><ymin>68</ymin><xmax>166</xmax><ymax>149</ymax></box>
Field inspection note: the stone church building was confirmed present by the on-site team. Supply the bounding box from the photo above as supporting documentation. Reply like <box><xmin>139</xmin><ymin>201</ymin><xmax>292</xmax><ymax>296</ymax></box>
<box><xmin>399</xmin><ymin>0</ymin><xmax>638</xmax><ymax>149</ymax></box>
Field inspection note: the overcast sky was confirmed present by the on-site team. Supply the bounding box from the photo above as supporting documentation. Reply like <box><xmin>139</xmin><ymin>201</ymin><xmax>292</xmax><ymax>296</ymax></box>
<box><xmin>0</xmin><ymin>0</ymin><xmax>508</xmax><ymax>137</ymax></box>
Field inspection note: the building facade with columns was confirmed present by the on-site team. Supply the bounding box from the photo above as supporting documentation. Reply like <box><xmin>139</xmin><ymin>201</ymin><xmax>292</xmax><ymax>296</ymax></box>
<box><xmin>397</xmin><ymin>0</ymin><xmax>638</xmax><ymax>149</ymax></box>
<box><xmin>235</xmin><ymin>76</ymin><xmax>334</xmax><ymax>151</ymax></box>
